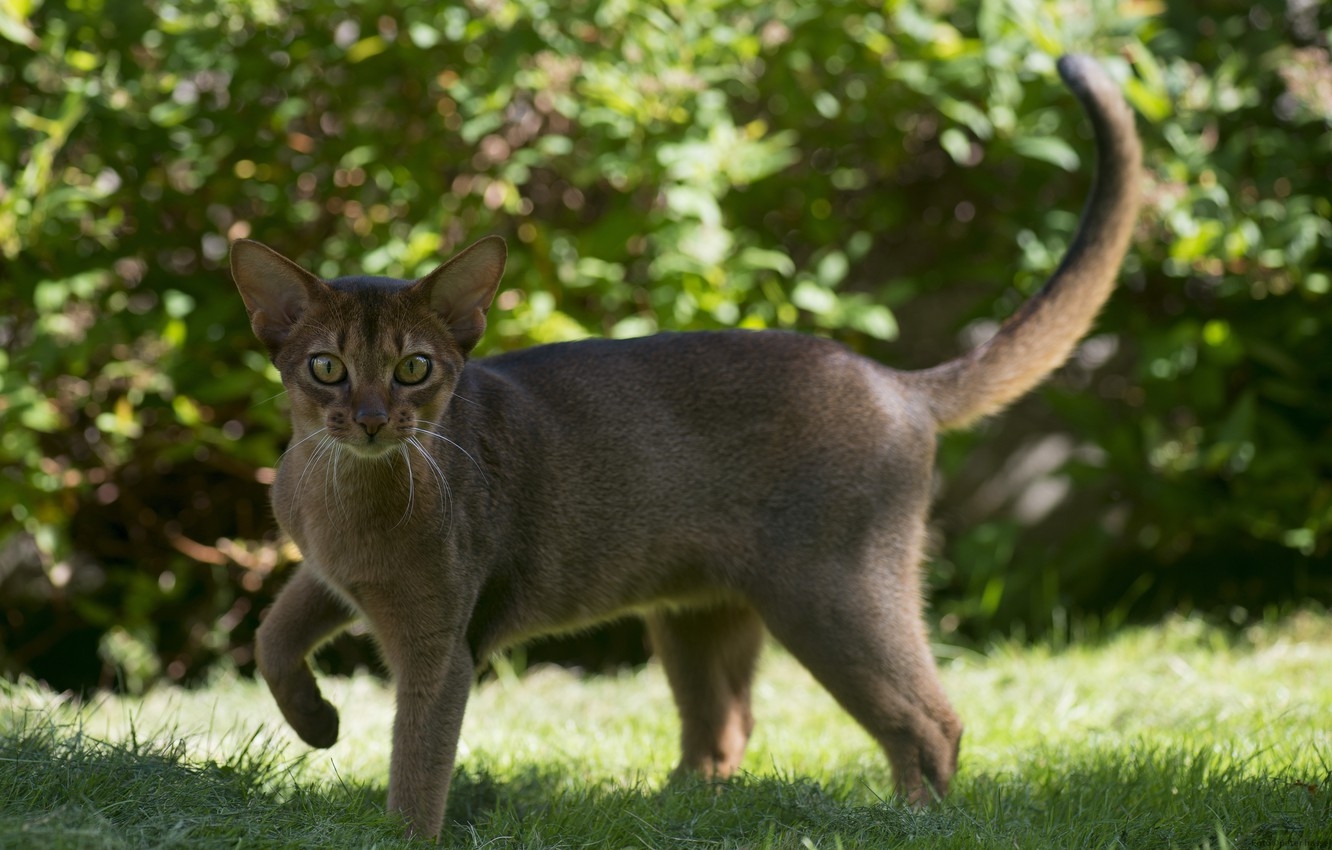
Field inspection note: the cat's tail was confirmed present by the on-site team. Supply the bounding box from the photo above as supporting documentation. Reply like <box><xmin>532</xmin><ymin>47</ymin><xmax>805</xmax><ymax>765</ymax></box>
<box><xmin>905</xmin><ymin>55</ymin><xmax>1141</xmax><ymax>432</ymax></box>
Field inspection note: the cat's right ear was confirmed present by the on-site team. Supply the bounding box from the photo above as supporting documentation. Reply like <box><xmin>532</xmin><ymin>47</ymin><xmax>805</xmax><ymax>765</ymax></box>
<box><xmin>416</xmin><ymin>236</ymin><xmax>507</xmax><ymax>355</ymax></box>
<box><xmin>230</xmin><ymin>240</ymin><xmax>322</xmax><ymax>354</ymax></box>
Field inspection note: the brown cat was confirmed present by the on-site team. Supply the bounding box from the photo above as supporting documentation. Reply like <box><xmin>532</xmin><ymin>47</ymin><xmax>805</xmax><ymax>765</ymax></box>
<box><xmin>230</xmin><ymin>55</ymin><xmax>1139</xmax><ymax>839</ymax></box>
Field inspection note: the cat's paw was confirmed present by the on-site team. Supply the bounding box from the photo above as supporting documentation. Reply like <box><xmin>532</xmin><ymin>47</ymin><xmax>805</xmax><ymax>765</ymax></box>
<box><xmin>288</xmin><ymin>698</ymin><xmax>340</xmax><ymax>749</ymax></box>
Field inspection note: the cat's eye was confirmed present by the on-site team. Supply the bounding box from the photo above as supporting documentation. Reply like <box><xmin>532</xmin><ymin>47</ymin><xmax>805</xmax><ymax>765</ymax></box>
<box><xmin>309</xmin><ymin>354</ymin><xmax>347</xmax><ymax>384</ymax></box>
<box><xmin>394</xmin><ymin>355</ymin><xmax>431</xmax><ymax>385</ymax></box>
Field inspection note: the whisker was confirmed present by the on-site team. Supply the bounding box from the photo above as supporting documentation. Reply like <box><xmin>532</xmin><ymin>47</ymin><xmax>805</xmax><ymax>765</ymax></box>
<box><xmin>408</xmin><ymin>436</ymin><xmax>447</xmax><ymax>497</ymax></box>
<box><xmin>401</xmin><ymin>313</ymin><xmax>440</xmax><ymax>341</ymax></box>
<box><xmin>392</xmin><ymin>445</ymin><xmax>415</xmax><ymax>530</ymax></box>
<box><xmin>278</xmin><ymin>427</ymin><xmax>328</xmax><ymax>465</ymax></box>
<box><xmin>338</xmin><ymin>449</ymin><xmax>355</xmax><ymax>519</ymax></box>
<box><xmin>409</xmin><ymin>435</ymin><xmax>453</xmax><ymax>532</ymax></box>
<box><xmin>298</xmin><ymin>317</ymin><xmax>340</xmax><ymax>338</ymax></box>
<box><xmin>295</xmin><ymin>436</ymin><xmax>334</xmax><ymax>507</ymax></box>
<box><xmin>324</xmin><ymin>440</ymin><xmax>348</xmax><ymax>522</ymax></box>
<box><xmin>251</xmin><ymin>388</ymin><xmax>289</xmax><ymax>409</ymax></box>
<box><xmin>408</xmin><ymin>422</ymin><xmax>489</xmax><ymax>484</ymax></box>
<box><xmin>328</xmin><ymin>444</ymin><xmax>345</xmax><ymax>522</ymax></box>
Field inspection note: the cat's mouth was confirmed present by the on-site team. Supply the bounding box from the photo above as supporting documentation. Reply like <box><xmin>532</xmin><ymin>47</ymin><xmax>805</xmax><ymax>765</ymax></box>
<box><xmin>341</xmin><ymin>433</ymin><xmax>400</xmax><ymax>459</ymax></box>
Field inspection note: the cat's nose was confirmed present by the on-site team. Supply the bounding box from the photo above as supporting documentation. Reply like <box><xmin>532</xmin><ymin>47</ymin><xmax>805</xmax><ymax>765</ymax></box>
<box><xmin>356</xmin><ymin>410</ymin><xmax>388</xmax><ymax>436</ymax></box>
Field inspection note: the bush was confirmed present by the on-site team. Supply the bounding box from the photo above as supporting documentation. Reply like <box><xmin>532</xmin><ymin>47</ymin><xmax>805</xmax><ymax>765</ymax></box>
<box><xmin>2</xmin><ymin>0</ymin><xmax>1330</xmax><ymax>691</ymax></box>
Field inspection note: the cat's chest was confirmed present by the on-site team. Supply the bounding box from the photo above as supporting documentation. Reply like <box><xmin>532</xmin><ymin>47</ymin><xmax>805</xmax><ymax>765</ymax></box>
<box><xmin>273</xmin><ymin>460</ymin><xmax>447</xmax><ymax>584</ymax></box>
<box><xmin>292</xmin><ymin>507</ymin><xmax>444</xmax><ymax>610</ymax></box>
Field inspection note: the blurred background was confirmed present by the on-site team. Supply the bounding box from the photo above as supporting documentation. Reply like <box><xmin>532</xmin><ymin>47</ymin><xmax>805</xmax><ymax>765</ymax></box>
<box><xmin>2</xmin><ymin>0</ymin><xmax>1330</xmax><ymax>694</ymax></box>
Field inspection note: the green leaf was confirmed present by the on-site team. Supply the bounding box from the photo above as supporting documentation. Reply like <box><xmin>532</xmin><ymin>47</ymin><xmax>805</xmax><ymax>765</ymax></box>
<box><xmin>1123</xmin><ymin>77</ymin><xmax>1172</xmax><ymax>123</ymax></box>
<box><xmin>1011</xmin><ymin>136</ymin><xmax>1079</xmax><ymax>171</ymax></box>
<box><xmin>610</xmin><ymin>315</ymin><xmax>657</xmax><ymax>339</ymax></box>
<box><xmin>164</xmin><ymin>290</ymin><xmax>195</xmax><ymax>319</ymax></box>
<box><xmin>739</xmin><ymin>248</ymin><xmax>795</xmax><ymax>277</ymax></box>
<box><xmin>0</xmin><ymin>9</ymin><xmax>36</xmax><ymax>47</ymax></box>
<box><xmin>407</xmin><ymin>22</ymin><xmax>440</xmax><ymax>48</ymax></box>
<box><xmin>791</xmin><ymin>281</ymin><xmax>837</xmax><ymax>316</ymax></box>
<box><xmin>847</xmin><ymin>305</ymin><xmax>898</xmax><ymax>341</ymax></box>
<box><xmin>346</xmin><ymin>35</ymin><xmax>387</xmax><ymax>63</ymax></box>
<box><xmin>940</xmin><ymin>128</ymin><xmax>972</xmax><ymax>165</ymax></box>
<box><xmin>816</xmin><ymin>251</ymin><xmax>848</xmax><ymax>288</ymax></box>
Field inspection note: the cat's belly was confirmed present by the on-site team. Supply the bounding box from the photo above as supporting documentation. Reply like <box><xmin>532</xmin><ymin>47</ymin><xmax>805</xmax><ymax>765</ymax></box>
<box><xmin>465</xmin><ymin>566</ymin><xmax>741</xmax><ymax>660</ymax></box>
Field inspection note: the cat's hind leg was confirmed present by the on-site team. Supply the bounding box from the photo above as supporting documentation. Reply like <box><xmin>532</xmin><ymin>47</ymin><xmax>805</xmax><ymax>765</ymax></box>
<box><xmin>755</xmin><ymin>561</ymin><xmax>962</xmax><ymax>804</ymax></box>
<box><xmin>255</xmin><ymin>566</ymin><xmax>355</xmax><ymax>748</ymax></box>
<box><xmin>645</xmin><ymin>601</ymin><xmax>765</xmax><ymax>779</ymax></box>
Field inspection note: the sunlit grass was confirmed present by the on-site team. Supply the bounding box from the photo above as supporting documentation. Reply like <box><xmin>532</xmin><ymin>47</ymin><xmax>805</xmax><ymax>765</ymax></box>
<box><xmin>4</xmin><ymin>612</ymin><xmax>1331</xmax><ymax>848</ymax></box>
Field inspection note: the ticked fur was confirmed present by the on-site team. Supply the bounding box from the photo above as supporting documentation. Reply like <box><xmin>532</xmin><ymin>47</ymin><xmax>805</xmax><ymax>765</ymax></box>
<box><xmin>232</xmin><ymin>55</ymin><xmax>1140</xmax><ymax>839</ymax></box>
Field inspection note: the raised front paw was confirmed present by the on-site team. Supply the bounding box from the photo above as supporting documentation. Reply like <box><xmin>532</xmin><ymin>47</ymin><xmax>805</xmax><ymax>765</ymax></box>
<box><xmin>286</xmin><ymin>696</ymin><xmax>340</xmax><ymax>749</ymax></box>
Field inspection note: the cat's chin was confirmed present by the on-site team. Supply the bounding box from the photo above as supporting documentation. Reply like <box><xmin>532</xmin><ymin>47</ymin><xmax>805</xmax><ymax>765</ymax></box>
<box><xmin>339</xmin><ymin>438</ymin><xmax>401</xmax><ymax>460</ymax></box>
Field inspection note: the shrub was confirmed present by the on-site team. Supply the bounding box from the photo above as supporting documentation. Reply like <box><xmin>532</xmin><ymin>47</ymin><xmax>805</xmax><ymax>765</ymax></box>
<box><xmin>2</xmin><ymin>0</ymin><xmax>1329</xmax><ymax>690</ymax></box>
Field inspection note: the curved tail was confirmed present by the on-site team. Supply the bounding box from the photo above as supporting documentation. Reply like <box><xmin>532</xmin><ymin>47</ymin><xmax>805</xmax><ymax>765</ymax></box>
<box><xmin>907</xmin><ymin>55</ymin><xmax>1142</xmax><ymax>431</ymax></box>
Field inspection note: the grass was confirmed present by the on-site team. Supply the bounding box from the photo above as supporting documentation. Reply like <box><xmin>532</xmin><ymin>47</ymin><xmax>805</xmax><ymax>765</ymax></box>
<box><xmin>3</xmin><ymin>612</ymin><xmax>1331</xmax><ymax>848</ymax></box>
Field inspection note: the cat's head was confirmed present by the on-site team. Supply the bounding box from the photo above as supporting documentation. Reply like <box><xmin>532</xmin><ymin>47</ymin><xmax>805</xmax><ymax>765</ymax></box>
<box><xmin>230</xmin><ymin>237</ymin><xmax>506</xmax><ymax>458</ymax></box>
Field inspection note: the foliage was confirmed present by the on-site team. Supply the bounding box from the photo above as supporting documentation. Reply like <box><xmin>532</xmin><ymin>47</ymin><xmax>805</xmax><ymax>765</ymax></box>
<box><xmin>1</xmin><ymin>0</ymin><xmax>1330</xmax><ymax>688</ymax></box>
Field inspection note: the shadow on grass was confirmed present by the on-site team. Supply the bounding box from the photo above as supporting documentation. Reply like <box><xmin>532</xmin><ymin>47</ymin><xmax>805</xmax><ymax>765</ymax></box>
<box><xmin>445</xmin><ymin>745</ymin><xmax>1332</xmax><ymax>850</ymax></box>
<box><xmin>3</xmin><ymin>717</ymin><xmax>1330</xmax><ymax>849</ymax></box>
<box><xmin>0</xmin><ymin>716</ymin><xmax>406</xmax><ymax>849</ymax></box>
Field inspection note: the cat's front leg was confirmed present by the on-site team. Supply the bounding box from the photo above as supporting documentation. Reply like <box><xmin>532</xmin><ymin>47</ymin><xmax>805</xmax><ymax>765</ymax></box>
<box><xmin>256</xmin><ymin>566</ymin><xmax>355</xmax><ymax>748</ymax></box>
<box><xmin>381</xmin><ymin>629</ymin><xmax>475</xmax><ymax>839</ymax></box>
<box><xmin>388</xmin><ymin>649</ymin><xmax>474</xmax><ymax>838</ymax></box>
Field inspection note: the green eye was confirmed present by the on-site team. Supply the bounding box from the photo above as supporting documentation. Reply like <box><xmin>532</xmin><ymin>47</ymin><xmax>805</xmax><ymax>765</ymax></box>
<box><xmin>394</xmin><ymin>355</ymin><xmax>431</xmax><ymax>385</ymax></box>
<box><xmin>309</xmin><ymin>354</ymin><xmax>346</xmax><ymax>384</ymax></box>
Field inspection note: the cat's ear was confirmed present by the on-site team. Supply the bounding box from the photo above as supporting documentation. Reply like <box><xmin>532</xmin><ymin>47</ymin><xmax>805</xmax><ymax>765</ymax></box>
<box><xmin>230</xmin><ymin>240</ymin><xmax>323</xmax><ymax>354</ymax></box>
<box><xmin>417</xmin><ymin>235</ymin><xmax>507</xmax><ymax>355</ymax></box>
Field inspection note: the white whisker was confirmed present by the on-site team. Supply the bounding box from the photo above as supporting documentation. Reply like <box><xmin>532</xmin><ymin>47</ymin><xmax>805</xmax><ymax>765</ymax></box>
<box><xmin>324</xmin><ymin>442</ymin><xmax>339</xmax><ymax>520</ymax></box>
<box><xmin>299</xmin><ymin>317</ymin><xmax>340</xmax><ymax>338</ymax></box>
<box><xmin>408</xmin><ymin>421</ymin><xmax>489</xmax><ymax>484</ymax></box>
<box><xmin>279</xmin><ymin>427</ymin><xmax>328</xmax><ymax>466</ymax></box>
<box><xmin>408</xmin><ymin>435</ymin><xmax>448</xmax><ymax>497</ymax></box>
<box><xmin>251</xmin><ymin>388</ymin><xmax>289</xmax><ymax>409</ymax></box>
<box><xmin>294</xmin><ymin>435</ymin><xmax>334</xmax><ymax>507</ymax></box>
<box><xmin>329</xmin><ymin>444</ymin><xmax>347</xmax><ymax>522</ymax></box>
<box><xmin>401</xmin><ymin>314</ymin><xmax>440</xmax><ymax>341</ymax></box>
<box><xmin>392</xmin><ymin>445</ymin><xmax>415</xmax><ymax>529</ymax></box>
<box><xmin>409</xmin><ymin>435</ymin><xmax>453</xmax><ymax>531</ymax></box>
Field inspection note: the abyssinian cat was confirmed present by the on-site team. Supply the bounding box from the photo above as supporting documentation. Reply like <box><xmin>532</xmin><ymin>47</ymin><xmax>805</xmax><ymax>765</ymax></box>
<box><xmin>231</xmin><ymin>55</ymin><xmax>1139</xmax><ymax>838</ymax></box>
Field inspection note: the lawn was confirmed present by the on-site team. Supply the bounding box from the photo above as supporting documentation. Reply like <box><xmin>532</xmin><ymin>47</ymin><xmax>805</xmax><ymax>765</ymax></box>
<box><xmin>2</xmin><ymin>612</ymin><xmax>1330</xmax><ymax>848</ymax></box>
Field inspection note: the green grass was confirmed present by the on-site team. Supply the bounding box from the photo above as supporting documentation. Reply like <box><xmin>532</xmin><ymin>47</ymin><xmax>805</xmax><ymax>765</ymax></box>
<box><xmin>3</xmin><ymin>613</ymin><xmax>1331</xmax><ymax>848</ymax></box>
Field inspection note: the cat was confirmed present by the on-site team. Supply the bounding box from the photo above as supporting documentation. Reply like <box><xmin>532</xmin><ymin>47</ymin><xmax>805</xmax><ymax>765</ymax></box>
<box><xmin>230</xmin><ymin>54</ymin><xmax>1140</xmax><ymax>839</ymax></box>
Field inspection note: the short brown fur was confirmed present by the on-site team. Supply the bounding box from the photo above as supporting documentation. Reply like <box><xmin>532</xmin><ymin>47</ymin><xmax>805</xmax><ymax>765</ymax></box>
<box><xmin>231</xmin><ymin>55</ymin><xmax>1139</xmax><ymax>839</ymax></box>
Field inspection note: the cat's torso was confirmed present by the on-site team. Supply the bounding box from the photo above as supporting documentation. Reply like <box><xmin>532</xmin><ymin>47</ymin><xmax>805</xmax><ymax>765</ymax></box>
<box><xmin>275</xmin><ymin>330</ymin><xmax>935</xmax><ymax>659</ymax></box>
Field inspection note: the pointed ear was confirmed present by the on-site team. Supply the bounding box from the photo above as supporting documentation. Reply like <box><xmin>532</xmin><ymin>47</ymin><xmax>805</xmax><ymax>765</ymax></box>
<box><xmin>230</xmin><ymin>239</ymin><xmax>322</xmax><ymax>354</ymax></box>
<box><xmin>416</xmin><ymin>236</ymin><xmax>507</xmax><ymax>354</ymax></box>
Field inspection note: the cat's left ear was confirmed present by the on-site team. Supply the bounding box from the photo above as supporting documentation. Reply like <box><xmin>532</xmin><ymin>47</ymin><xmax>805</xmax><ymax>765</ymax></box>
<box><xmin>417</xmin><ymin>236</ymin><xmax>507</xmax><ymax>355</ymax></box>
<box><xmin>231</xmin><ymin>239</ymin><xmax>324</xmax><ymax>355</ymax></box>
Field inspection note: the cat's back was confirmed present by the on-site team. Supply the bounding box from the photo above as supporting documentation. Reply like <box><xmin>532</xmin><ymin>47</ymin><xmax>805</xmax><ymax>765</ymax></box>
<box><xmin>461</xmin><ymin>329</ymin><xmax>929</xmax><ymax>439</ymax></box>
<box><xmin>473</xmin><ymin>329</ymin><xmax>860</xmax><ymax>386</ymax></box>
